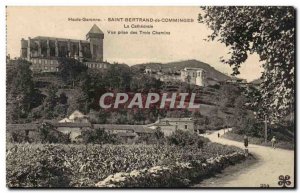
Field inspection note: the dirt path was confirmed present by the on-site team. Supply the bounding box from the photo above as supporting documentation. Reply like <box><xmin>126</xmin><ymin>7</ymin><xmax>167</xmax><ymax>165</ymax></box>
<box><xmin>194</xmin><ymin>129</ymin><xmax>295</xmax><ymax>188</ymax></box>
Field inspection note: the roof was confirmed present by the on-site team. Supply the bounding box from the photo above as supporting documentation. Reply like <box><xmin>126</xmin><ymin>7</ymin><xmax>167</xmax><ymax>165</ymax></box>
<box><xmin>47</xmin><ymin>121</ymin><xmax>92</xmax><ymax>128</ymax></box>
<box><xmin>32</xmin><ymin>36</ymin><xmax>89</xmax><ymax>43</ymax></box>
<box><xmin>93</xmin><ymin>124</ymin><xmax>155</xmax><ymax>133</ymax></box>
<box><xmin>117</xmin><ymin>132</ymin><xmax>137</xmax><ymax>137</ymax></box>
<box><xmin>160</xmin><ymin>117</ymin><xmax>193</xmax><ymax>122</ymax></box>
<box><xmin>87</xmin><ymin>24</ymin><xmax>104</xmax><ymax>34</ymax></box>
<box><xmin>7</xmin><ymin>124</ymin><xmax>39</xmax><ymax>131</ymax></box>
<box><xmin>59</xmin><ymin>118</ymin><xmax>71</xmax><ymax>123</ymax></box>
<box><xmin>69</xmin><ymin>110</ymin><xmax>87</xmax><ymax>120</ymax></box>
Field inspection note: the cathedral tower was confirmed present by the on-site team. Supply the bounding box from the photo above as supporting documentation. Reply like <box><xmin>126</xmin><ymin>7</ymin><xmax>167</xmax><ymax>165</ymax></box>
<box><xmin>86</xmin><ymin>24</ymin><xmax>104</xmax><ymax>62</ymax></box>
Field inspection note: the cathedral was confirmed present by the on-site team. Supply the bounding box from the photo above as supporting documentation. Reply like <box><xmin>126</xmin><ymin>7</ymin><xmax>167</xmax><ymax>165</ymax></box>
<box><xmin>20</xmin><ymin>24</ymin><xmax>109</xmax><ymax>72</ymax></box>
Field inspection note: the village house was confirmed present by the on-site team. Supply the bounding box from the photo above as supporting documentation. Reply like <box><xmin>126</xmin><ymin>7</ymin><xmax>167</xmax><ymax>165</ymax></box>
<box><xmin>180</xmin><ymin>67</ymin><xmax>206</xmax><ymax>87</ymax></box>
<box><xmin>7</xmin><ymin>110</ymin><xmax>200</xmax><ymax>143</ymax></box>
<box><xmin>147</xmin><ymin>117</ymin><xmax>198</xmax><ymax>136</ymax></box>
<box><xmin>59</xmin><ymin>110</ymin><xmax>89</xmax><ymax>123</ymax></box>
<box><xmin>144</xmin><ymin>66</ymin><xmax>207</xmax><ymax>87</ymax></box>
<box><xmin>52</xmin><ymin>111</ymin><xmax>200</xmax><ymax>141</ymax></box>
<box><xmin>93</xmin><ymin>124</ymin><xmax>155</xmax><ymax>143</ymax></box>
<box><xmin>49</xmin><ymin>110</ymin><xmax>155</xmax><ymax>143</ymax></box>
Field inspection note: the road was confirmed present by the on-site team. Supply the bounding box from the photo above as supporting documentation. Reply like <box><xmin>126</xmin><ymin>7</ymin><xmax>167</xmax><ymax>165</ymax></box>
<box><xmin>194</xmin><ymin>129</ymin><xmax>295</xmax><ymax>188</ymax></box>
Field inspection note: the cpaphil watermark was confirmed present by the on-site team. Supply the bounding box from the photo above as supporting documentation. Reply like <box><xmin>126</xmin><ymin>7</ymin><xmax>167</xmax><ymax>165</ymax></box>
<box><xmin>99</xmin><ymin>92</ymin><xmax>200</xmax><ymax>109</ymax></box>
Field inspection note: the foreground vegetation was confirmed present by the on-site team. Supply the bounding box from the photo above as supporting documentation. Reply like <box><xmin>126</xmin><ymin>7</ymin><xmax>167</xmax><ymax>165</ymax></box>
<box><xmin>7</xmin><ymin>141</ymin><xmax>244</xmax><ymax>187</ymax></box>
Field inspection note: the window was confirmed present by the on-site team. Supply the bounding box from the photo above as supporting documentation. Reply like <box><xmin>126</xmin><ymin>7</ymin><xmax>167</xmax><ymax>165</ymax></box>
<box><xmin>185</xmin><ymin>125</ymin><xmax>188</xmax><ymax>129</ymax></box>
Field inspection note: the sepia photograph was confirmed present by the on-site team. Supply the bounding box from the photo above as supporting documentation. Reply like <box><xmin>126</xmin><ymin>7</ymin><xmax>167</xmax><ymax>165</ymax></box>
<box><xmin>5</xmin><ymin>6</ymin><xmax>295</xmax><ymax>188</ymax></box>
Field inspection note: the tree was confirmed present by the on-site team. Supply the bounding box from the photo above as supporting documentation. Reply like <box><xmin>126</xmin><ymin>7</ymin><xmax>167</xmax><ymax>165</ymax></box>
<box><xmin>7</xmin><ymin>59</ymin><xmax>35</xmax><ymax>122</ymax></box>
<box><xmin>104</xmin><ymin>63</ymin><xmax>132</xmax><ymax>90</ymax></box>
<box><xmin>57</xmin><ymin>58</ymin><xmax>88</xmax><ymax>87</ymax></box>
<box><xmin>199</xmin><ymin>6</ymin><xmax>295</xmax><ymax>121</ymax></box>
<box><xmin>43</xmin><ymin>85</ymin><xmax>58</xmax><ymax>119</ymax></box>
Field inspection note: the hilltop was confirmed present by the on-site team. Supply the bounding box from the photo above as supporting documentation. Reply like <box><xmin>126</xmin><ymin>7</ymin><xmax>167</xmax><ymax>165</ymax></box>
<box><xmin>131</xmin><ymin>59</ymin><xmax>231</xmax><ymax>82</ymax></box>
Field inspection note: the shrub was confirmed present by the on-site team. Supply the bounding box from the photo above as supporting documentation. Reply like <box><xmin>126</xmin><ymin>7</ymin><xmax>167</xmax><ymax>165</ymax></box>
<box><xmin>136</xmin><ymin>128</ymin><xmax>165</xmax><ymax>145</ymax></box>
<box><xmin>81</xmin><ymin>128</ymin><xmax>119</xmax><ymax>144</ymax></box>
<box><xmin>38</xmin><ymin>123</ymin><xmax>70</xmax><ymax>144</ymax></box>
<box><xmin>167</xmin><ymin>130</ymin><xmax>209</xmax><ymax>148</ymax></box>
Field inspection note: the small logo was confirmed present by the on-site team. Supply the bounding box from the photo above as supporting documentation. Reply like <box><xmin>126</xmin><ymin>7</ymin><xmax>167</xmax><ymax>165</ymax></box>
<box><xmin>278</xmin><ymin>175</ymin><xmax>291</xmax><ymax>188</ymax></box>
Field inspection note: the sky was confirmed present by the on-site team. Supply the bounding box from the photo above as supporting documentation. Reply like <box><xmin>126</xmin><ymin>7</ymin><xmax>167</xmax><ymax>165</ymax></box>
<box><xmin>6</xmin><ymin>6</ymin><xmax>263</xmax><ymax>82</ymax></box>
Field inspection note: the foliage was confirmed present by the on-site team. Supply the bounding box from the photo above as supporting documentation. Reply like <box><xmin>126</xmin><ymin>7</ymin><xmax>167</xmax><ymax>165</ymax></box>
<box><xmin>8</xmin><ymin>131</ymin><xmax>29</xmax><ymax>143</ymax></box>
<box><xmin>130</xmin><ymin>74</ymin><xmax>162</xmax><ymax>91</ymax></box>
<box><xmin>199</xmin><ymin>6</ymin><xmax>295</xmax><ymax>121</ymax></box>
<box><xmin>6</xmin><ymin>59</ymin><xmax>37</xmax><ymax>122</ymax></box>
<box><xmin>7</xmin><ymin>144</ymin><xmax>72</xmax><ymax>187</ymax></box>
<box><xmin>104</xmin><ymin>64</ymin><xmax>132</xmax><ymax>90</ymax></box>
<box><xmin>136</xmin><ymin>128</ymin><xmax>165</xmax><ymax>144</ymax></box>
<box><xmin>81</xmin><ymin>128</ymin><xmax>119</xmax><ymax>144</ymax></box>
<box><xmin>57</xmin><ymin>58</ymin><xmax>88</xmax><ymax>86</ymax></box>
<box><xmin>217</xmin><ymin>84</ymin><xmax>241</xmax><ymax>108</ymax></box>
<box><xmin>7</xmin><ymin>142</ymin><xmax>243</xmax><ymax>187</ymax></box>
<box><xmin>37</xmin><ymin>85</ymin><xmax>68</xmax><ymax>119</ymax></box>
<box><xmin>167</xmin><ymin>129</ymin><xmax>209</xmax><ymax>148</ymax></box>
<box><xmin>38</xmin><ymin>123</ymin><xmax>70</xmax><ymax>144</ymax></box>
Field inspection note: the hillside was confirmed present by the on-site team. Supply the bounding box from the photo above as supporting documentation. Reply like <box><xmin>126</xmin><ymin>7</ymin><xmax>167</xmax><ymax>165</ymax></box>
<box><xmin>250</xmin><ymin>78</ymin><xmax>263</xmax><ymax>85</ymax></box>
<box><xmin>131</xmin><ymin>59</ymin><xmax>231</xmax><ymax>82</ymax></box>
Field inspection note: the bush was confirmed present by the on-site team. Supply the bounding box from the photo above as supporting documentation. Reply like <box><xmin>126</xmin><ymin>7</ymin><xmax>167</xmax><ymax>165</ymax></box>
<box><xmin>167</xmin><ymin>130</ymin><xmax>209</xmax><ymax>148</ymax></box>
<box><xmin>38</xmin><ymin>123</ymin><xmax>70</xmax><ymax>144</ymax></box>
<box><xmin>81</xmin><ymin>128</ymin><xmax>119</xmax><ymax>144</ymax></box>
<box><xmin>136</xmin><ymin>128</ymin><xmax>165</xmax><ymax>145</ymax></box>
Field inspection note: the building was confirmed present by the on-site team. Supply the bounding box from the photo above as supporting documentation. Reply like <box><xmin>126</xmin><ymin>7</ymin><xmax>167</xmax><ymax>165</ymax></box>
<box><xmin>180</xmin><ymin>67</ymin><xmax>206</xmax><ymax>86</ymax></box>
<box><xmin>145</xmin><ymin>67</ymin><xmax>152</xmax><ymax>74</ymax></box>
<box><xmin>144</xmin><ymin>66</ymin><xmax>182</xmax><ymax>83</ymax></box>
<box><xmin>7</xmin><ymin>109</ymin><xmax>199</xmax><ymax>143</ymax></box>
<box><xmin>147</xmin><ymin>117</ymin><xmax>198</xmax><ymax>136</ymax></box>
<box><xmin>93</xmin><ymin>124</ymin><xmax>155</xmax><ymax>143</ymax></box>
<box><xmin>54</xmin><ymin>110</ymin><xmax>155</xmax><ymax>143</ymax></box>
<box><xmin>59</xmin><ymin>110</ymin><xmax>89</xmax><ymax>123</ymax></box>
<box><xmin>20</xmin><ymin>24</ymin><xmax>109</xmax><ymax>72</ymax></box>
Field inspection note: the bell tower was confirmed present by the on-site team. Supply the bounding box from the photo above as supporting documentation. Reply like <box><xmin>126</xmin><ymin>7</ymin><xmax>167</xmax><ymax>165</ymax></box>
<box><xmin>86</xmin><ymin>24</ymin><xmax>104</xmax><ymax>62</ymax></box>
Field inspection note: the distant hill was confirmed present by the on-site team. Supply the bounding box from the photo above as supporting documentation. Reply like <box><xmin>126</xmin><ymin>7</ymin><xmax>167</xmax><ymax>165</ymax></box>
<box><xmin>131</xmin><ymin>59</ymin><xmax>231</xmax><ymax>82</ymax></box>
